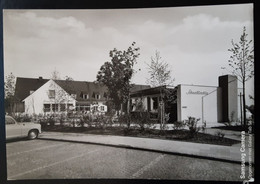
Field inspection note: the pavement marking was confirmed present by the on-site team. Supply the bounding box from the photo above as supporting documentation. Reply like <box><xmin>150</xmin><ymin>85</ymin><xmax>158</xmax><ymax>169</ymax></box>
<box><xmin>8</xmin><ymin>148</ymin><xmax>101</xmax><ymax>180</ymax></box>
<box><xmin>7</xmin><ymin>143</ymin><xmax>67</xmax><ymax>157</ymax></box>
<box><xmin>131</xmin><ymin>154</ymin><xmax>165</xmax><ymax>178</ymax></box>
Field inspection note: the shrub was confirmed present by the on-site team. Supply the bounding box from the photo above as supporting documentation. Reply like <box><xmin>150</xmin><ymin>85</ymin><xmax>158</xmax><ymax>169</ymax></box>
<box><xmin>130</xmin><ymin>111</ymin><xmax>151</xmax><ymax>132</ymax></box>
<box><xmin>172</xmin><ymin>121</ymin><xmax>185</xmax><ymax>130</ymax></box>
<box><xmin>185</xmin><ymin>116</ymin><xmax>201</xmax><ymax>138</ymax></box>
<box><xmin>48</xmin><ymin>115</ymin><xmax>56</xmax><ymax>127</ymax></box>
<box><xmin>95</xmin><ymin>114</ymin><xmax>108</xmax><ymax>129</ymax></box>
<box><xmin>118</xmin><ymin>113</ymin><xmax>131</xmax><ymax>130</ymax></box>
<box><xmin>201</xmin><ymin>121</ymin><xmax>207</xmax><ymax>133</ymax></box>
<box><xmin>14</xmin><ymin>113</ymin><xmax>32</xmax><ymax>122</ymax></box>
<box><xmin>215</xmin><ymin>130</ymin><xmax>225</xmax><ymax>139</ymax></box>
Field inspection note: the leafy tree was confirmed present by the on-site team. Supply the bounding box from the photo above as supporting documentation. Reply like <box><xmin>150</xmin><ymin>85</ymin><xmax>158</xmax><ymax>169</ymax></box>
<box><xmin>96</xmin><ymin>42</ymin><xmax>140</xmax><ymax>112</ymax></box>
<box><xmin>4</xmin><ymin>72</ymin><xmax>16</xmax><ymax>114</ymax></box>
<box><xmin>146</xmin><ymin>51</ymin><xmax>175</xmax><ymax>129</ymax></box>
<box><xmin>227</xmin><ymin>26</ymin><xmax>254</xmax><ymax>127</ymax></box>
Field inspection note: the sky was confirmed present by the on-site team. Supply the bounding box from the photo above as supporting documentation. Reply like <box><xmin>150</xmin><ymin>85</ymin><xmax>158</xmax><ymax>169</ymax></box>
<box><xmin>3</xmin><ymin>3</ymin><xmax>254</xmax><ymax>104</ymax></box>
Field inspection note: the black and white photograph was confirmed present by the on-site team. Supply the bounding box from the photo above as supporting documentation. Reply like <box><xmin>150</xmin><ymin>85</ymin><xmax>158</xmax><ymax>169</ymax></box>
<box><xmin>1</xmin><ymin>1</ymin><xmax>254</xmax><ymax>183</ymax></box>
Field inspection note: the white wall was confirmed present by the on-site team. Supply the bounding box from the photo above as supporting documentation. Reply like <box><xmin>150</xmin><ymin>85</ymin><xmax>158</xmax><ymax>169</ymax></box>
<box><xmin>23</xmin><ymin>80</ymin><xmax>76</xmax><ymax>115</ymax></box>
<box><xmin>177</xmin><ymin>85</ymin><xmax>219</xmax><ymax>127</ymax></box>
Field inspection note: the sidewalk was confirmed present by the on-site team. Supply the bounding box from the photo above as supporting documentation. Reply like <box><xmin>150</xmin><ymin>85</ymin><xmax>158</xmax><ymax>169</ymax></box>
<box><xmin>39</xmin><ymin>131</ymin><xmax>254</xmax><ymax>165</ymax></box>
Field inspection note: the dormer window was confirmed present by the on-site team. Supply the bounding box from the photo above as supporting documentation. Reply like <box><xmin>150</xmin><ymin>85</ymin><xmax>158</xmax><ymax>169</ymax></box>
<box><xmin>83</xmin><ymin>94</ymin><xmax>89</xmax><ymax>99</ymax></box>
<box><xmin>92</xmin><ymin>92</ymin><xmax>101</xmax><ymax>99</ymax></box>
<box><xmin>96</xmin><ymin>94</ymin><xmax>101</xmax><ymax>99</ymax></box>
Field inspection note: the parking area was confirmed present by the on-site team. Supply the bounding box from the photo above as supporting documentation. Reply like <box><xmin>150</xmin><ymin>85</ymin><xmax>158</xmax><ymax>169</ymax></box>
<box><xmin>6</xmin><ymin>139</ymin><xmax>244</xmax><ymax>181</ymax></box>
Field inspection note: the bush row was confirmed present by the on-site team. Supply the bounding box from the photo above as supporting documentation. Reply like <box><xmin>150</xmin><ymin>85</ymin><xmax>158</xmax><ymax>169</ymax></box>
<box><xmin>13</xmin><ymin>112</ymin><xmax>206</xmax><ymax>137</ymax></box>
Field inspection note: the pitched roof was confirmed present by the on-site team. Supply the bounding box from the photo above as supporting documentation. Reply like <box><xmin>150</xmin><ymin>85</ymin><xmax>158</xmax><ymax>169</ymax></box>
<box><xmin>14</xmin><ymin>77</ymin><xmax>150</xmax><ymax>102</ymax></box>
<box><xmin>55</xmin><ymin>80</ymin><xmax>108</xmax><ymax>102</ymax></box>
<box><xmin>14</xmin><ymin>77</ymin><xmax>49</xmax><ymax>101</ymax></box>
<box><xmin>130</xmin><ymin>84</ymin><xmax>150</xmax><ymax>92</ymax></box>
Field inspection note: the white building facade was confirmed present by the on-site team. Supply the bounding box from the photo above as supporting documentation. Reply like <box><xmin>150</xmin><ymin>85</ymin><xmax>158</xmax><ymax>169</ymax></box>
<box><xmin>23</xmin><ymin>80</ymin><xmax>76</xmax><ymax>115</ymax></box>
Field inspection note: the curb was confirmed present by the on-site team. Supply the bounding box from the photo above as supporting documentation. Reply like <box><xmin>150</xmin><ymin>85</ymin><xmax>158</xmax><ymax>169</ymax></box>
<box><xmin>38</xmin><ymin>137</ymin><xmax>251</xmax><ymax>165</ymax></box>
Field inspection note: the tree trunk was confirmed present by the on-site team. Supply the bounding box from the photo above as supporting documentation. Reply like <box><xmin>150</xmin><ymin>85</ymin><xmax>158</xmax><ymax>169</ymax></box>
<box><xmin>242</xmin><ymin>81</ymin><xmax>247</xmax><ymax>129</ymax></box>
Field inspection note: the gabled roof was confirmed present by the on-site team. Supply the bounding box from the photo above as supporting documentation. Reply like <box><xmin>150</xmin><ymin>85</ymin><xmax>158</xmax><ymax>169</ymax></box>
<box><xmin>14</xmin><ymin>77</ymin><xmax>49</xmax><ymax>101</ymax></box>
<box><xmin>14</xmin><ymin>77</ymin><xmax>150</xmax><ymax>102</ymax></box>
<box><xmin>55</xmin><ymin>80</ymin><xmax>108</xmax><ymax>102</ymax></box>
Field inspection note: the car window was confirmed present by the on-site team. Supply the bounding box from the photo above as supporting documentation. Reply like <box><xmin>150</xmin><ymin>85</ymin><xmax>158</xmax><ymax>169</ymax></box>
<box><xmin>6</xmin><ymin>117</ymin><xmax>16</xmax><ymax>125</ymax></box>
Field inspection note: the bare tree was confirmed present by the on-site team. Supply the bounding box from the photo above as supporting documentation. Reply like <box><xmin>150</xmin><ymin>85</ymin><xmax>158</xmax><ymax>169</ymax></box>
<box><xmin>146</xmin><ymin>51</ymin><xmax>175</xmax><ymax>130</ymax></box>
<box><xmin>146</xmin><ymin>51</ymin><xmax>174</xmax><ymax>87</ymax></box>
<box><xmin>227</xmin><ymin>26</ymin><xmax>254</xmax><ymax>127</ymax></box>
<box><xmin>51</xmin><ymin>69</ymin><xmax>61</xmax><ymax>80</ymax></box>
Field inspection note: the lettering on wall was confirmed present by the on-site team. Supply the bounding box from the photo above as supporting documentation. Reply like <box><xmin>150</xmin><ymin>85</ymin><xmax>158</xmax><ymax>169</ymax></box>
<box><xmin>186</xmin><ymin>89</ymin><xmax>209</xmax><ymax>95</ymax></box>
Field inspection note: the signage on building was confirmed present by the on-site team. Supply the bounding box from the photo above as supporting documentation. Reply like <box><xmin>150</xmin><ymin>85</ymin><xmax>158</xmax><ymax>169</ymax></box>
<box><xmin>186</xmin><ymin>89</ymin><xmax>209</xmax><ymax>95</ymax></box>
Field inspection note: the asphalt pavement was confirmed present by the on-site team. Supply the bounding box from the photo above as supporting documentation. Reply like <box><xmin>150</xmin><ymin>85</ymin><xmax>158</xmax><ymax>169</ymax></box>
<box><xmin>6</xmin><ymin>139</ymin><xmax>245</xmax><ymax>180</ymax></box>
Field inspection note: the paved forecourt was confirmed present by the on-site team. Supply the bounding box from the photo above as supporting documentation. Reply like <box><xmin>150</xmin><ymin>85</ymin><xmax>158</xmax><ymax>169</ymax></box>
<box><xmin>6</xmin><ymin>139</ymin><xmax>244</xmax><ymax>181</ymax></box>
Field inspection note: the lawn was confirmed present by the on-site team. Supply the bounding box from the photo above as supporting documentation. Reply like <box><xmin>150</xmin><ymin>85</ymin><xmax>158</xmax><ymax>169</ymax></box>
<box><xmin>42</xmin><ymin>126</ymin><xmax>240</xmax><ymax>146</ymax></box>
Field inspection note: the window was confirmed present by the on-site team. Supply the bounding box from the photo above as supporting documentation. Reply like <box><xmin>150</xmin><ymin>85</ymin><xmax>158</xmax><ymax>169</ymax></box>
<box><xmin>83</xmin><ymin>94</ymin><xmax>89</xmax><ymax>99</ymax></box>
<box><xmin>51</xmin><ymin>104</ymin><xmax>58</xmax><ymax>112</ymax></box>
<box><xmin>96</xmin><ymin>94</ymin><xmax>101</xmax><ymax>99</ymax></box>
<box><xmin>93</xmin><ymin>106</ymin><xmax>98</xmax><ymax>111</ymax></box>
<box><xmin>85</xmin><ymin>106</ymin><xmax>90</xmax><ymax>111</ymax></box>
<box><xmin>44</xmin><ymin>104</ymin><xmax>51</xmax><ymax>112</ymax></box>
<box><xmin>152</xmin><ymin>97</ymin><xmax>158</xmax><ymax>110</ymax></box>
<box><xmin>49</xmin><ymin>90</ymin><xmax>55</xmax><ymax>98</ymax></box>
<box><xmin>100</xmin><ymin>106</ymin><xmax>105</xmax><ymax>111</ymax></box>
<box><xmin>6</xmin><ymin>117</ymin><xmax>15</xmax><ymax>125</ymax></box>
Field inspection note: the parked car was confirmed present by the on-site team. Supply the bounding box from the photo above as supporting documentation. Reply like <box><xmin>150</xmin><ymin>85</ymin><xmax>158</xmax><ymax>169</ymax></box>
<box><xmin>5</xmin><ymin>115</ymin><xmax>41</xmax><ymax>140</ymax></box>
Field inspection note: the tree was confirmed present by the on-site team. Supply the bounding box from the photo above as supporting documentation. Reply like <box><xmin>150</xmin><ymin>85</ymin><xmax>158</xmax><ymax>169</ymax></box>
<box><xmin>146</xmin><ymin>51</ymin><xmax>174</xmax><ymax>87</ymax></box>
<box><xmin>227</xmin><ymin>26</ymin><xmax>254</xmax><ymax>127</ymax></box>
<box><xmin>51</xmin><ymin>69</ymin><xmax>61</xmax><ymax>80</ymax></box>
<box><xmin>96</xmin><ymin>42</ymin><xmax>140</xmax><ymax>112</ymax></box>
<box><xmin>65</xmin><ymin>76</ymin><xmax>74</xmax><ymax>81</ymax></box>
<box><xmin>146</xmin><ymin>51</ymin><xmax>175</xmax><ymax>129</ymax></box>
<box><xmin>4</xmin><ymin>72</ymin><xmax>16</xmax><ymax>114</ymax></box>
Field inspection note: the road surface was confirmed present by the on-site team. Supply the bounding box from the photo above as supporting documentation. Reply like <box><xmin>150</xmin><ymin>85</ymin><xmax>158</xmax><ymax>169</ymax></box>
<box><xmin>6</xmin><ymin>139</ymin><xmax>246</xmax><ymax>181</ymax></box>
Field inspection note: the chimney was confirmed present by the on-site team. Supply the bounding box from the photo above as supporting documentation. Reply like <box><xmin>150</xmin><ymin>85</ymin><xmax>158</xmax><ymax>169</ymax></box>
<box><xmin>39</xmin><ymin>76</ymin><xmax>43</xmax><ymax>80</ymax></box>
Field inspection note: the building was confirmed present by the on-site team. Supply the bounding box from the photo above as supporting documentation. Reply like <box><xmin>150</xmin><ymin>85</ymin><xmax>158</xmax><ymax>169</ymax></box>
<box><xmin>14</xmin><ymin>77</ymin><xmax>150</xmax><ymax>115</ymax></box>
<box><xmin>130</xmin><ymin>85</ymin><xmax>177</xmax><ymax>121</ymax></box>
<box><xmin>130</xmin><ymin>75</ymin><xmax>243</xmax><ymax>127</ymax></box>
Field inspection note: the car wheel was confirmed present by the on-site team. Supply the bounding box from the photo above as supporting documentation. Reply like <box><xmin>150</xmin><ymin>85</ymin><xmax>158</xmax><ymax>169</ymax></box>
<box><xmin>28</xmin><ymin>130</ymin><xmax>38</xmax><ymax>140</ymax></box>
